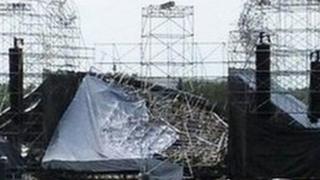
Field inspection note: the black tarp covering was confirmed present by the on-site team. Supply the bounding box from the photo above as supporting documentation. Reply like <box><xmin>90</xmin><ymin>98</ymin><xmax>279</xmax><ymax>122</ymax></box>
<box><xmin>42</xmin><ymin>72</ymin><xmax>83</xmax><ymax>144</ymax></box>
<box><xmin>0</xmin><ymin>141</ymin><xmax>23</xmax><ymax>170</ymax></box>
<box><xmin>228</xmin><ymin>73</ymin><xmax>320</xmax><ymax>179</ymax></box>
<box><xmin>0</xmin><ymin>72</ymin><xmax>83</xmax><ymax>148</ymax></box>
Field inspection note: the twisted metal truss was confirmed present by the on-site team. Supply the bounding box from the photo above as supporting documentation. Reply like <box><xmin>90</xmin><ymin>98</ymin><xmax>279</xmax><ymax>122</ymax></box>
<box><xmin>229</xmin><ymin>0</ymin><xmax>320</xmax><ymax>112</ymax></box>
<box><xmin>0</xmin><ymin>0</ymin><xmax>92</xmax><ymax>87</ymax></box>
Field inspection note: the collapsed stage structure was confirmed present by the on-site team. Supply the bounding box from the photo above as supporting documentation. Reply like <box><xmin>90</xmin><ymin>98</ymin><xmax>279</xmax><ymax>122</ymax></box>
<box><xmin>0</xmin><ymin>69</ymin><xmax>228</xmax><ymax>179</ymax></box>
<box><xmin>0</xmin><ymin>1</ymin><xmax>229</xmax><ymax>179</ymax></box>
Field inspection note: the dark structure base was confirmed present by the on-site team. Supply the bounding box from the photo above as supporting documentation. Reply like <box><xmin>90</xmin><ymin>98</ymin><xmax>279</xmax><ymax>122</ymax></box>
<box><xmin>228</xmin><ymin>72</ymin><xmax>320</xmax><ymax>179</ymax></box>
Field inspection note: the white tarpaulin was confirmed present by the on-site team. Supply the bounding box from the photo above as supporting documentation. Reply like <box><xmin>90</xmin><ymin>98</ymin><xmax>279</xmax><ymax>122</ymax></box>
<box><xmin>42</xmin><ymin>75</ymin><xmax>182</xmax><ymax>179</ymax></box>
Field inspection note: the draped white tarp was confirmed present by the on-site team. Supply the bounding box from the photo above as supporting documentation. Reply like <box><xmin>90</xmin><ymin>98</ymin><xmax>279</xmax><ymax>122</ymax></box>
<box><xmin>42</xmin><ymin>75</ymin><xmax>182</xmax><ymax>179</ymax></box>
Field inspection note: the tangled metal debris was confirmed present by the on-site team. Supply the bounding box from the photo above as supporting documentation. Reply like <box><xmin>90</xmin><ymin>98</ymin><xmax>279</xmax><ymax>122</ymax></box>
<box><xmin>97</xmin><ymin>73</ymin><xmax>228</xmax><ymax>176</ymax></box>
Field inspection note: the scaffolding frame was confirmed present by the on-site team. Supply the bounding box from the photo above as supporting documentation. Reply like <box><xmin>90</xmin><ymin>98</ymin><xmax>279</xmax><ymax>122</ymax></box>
<box><xmin>94</xmin><ymin>42</ymin><xmax>227</xmax><ymax>81</ymax></box>
<box><xmin>229</xmin><ymin>0</ymin><xmax>320</xmax><ymax>118</ymax></box>
<box><xmin>141</xmin><ymin>4</ymin><xmax>196</xmax><ymax>79</ymax></box>
<box><xmin>0</xmin><ymin>0</ymin><xmax>93</xmax><ymax>175</ymax></box>
<box><xmin>0</xmin><ymin>0</ymin><xmax>92</xmax><ymax>87</ymax></box>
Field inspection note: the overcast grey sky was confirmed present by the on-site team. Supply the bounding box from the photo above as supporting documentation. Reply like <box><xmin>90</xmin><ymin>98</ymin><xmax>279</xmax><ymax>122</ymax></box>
<box><xmin>75</xmin><ymin>0</ymin><xmax>246</xmax><ymax>45</ymax></box>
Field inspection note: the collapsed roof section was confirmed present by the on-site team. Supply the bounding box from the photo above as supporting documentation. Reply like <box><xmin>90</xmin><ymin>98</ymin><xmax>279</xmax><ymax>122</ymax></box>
<box><xmin>100</xmin><ymin>73</ymin><xmax>228</xmax><ymax>170</ymax></box>
<box><xmin>0</xmin><ymin>71</ymin><xmax>228</xmax><ymax>178</ymax></box>
<box><xmin>42</xmin><ymin>75</ymin><xmax>182</xmax><ymax>179</ymax></box>
<box><xmin>42</xmin><ymin>75</ymin><xmax>178</xmax><ymax>161</ymax></box>
<box><xmin>41</xmin><ymin>73</ymin><xmax>228</xmax><ymax>178</ymax></box>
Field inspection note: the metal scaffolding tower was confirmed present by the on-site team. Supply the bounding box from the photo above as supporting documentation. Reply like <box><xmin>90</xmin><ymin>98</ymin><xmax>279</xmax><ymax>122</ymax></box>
<box><xmin>0</xmin><ymin>0</ymin><xmax>92</xmax><ymax>90</ymax></box>
<box><xmin>141</xmin><ymin>3</ymin><xmax>196</xmax><ymax>78</ymax></box>
<box><xmin>93</xmin><ymin>2</ymin><xmax>228</xmax><ymax>87</ymax></box>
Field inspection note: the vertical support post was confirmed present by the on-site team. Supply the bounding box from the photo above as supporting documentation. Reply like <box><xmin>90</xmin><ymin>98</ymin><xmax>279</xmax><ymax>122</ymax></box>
<box><xmin>255</xmin><ymin>32</ymin><xmax>271</xmax><ymax>118</ymax></box>
<box><xmin>9</xmin><ymin>38</ymin><xmax>24</xmax><ymax>129</ymax></box>
<box><xmin>309</xmin><ymin>50</ymin><xmax>320</xmax><ymax>123</ymax></box>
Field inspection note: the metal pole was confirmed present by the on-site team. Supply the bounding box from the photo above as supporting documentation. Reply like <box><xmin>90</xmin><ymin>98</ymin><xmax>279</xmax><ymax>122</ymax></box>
<box><xmin>9</xmin><ymin>38</ymin><xmax>24</xmax><ymax>140</ymax></box>
<box><xmin>255</xmin><ymin>32</ymin><xmax>271</xmax><ymax>118</ymax></box>
<box><xmin>309</xmin><ymin>50</ymin><xmax>320</xmax><ymax>123</ymax></box>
